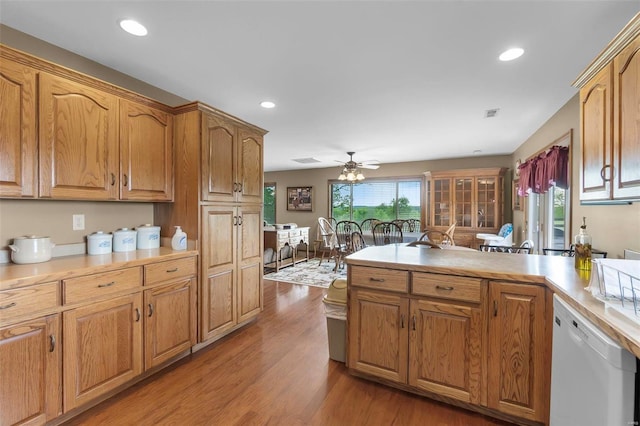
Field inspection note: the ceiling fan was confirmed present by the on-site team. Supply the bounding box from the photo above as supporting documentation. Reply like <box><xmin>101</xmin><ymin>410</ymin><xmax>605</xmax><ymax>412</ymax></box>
<box><xmin>336</xmin><ymin>152</ymin><xmax>379</xmax><ymax>181</ymax></box>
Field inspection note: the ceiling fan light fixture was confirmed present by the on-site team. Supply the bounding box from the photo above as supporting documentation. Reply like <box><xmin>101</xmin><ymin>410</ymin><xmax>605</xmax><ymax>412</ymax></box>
<box><xmin>499</xmin><ymin>47</ymin><xmax>524</xmax><ymax>61</ymax></box>
<box><xmin>356</xmin><ymin>172</ymin><xmax>365</xmax><ymax>181</ymax></box>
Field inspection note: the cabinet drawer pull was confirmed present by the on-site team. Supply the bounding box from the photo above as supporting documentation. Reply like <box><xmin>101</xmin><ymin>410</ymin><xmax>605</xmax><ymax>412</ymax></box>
<box><xmin>148</xmin><ymin>303</ymin><xmax>154</xmax><ymax>317</ymax></box>
<box><xmin>49</xmin><ymin>335</ymin><xmax>56</xmax><ymax>352</ymax></box>
<box><xmin>238</xmin><ymin>216</ymin><xmax>243</xmax><ymax>226</ymax></box>
<box><xmin>98</xmin><ymin>281</ymin><xmax>116</xmax><ymax>288</ymax></box>
<box><xmin>0</xmin><ymin>302</ymin><xmax>17</xmax><ymax>310</ymax></box>
<box><xmin>600</xmin><ymin>165</ymin><xmax>611</xmax><ymax>182</ymax></box>
<box><xmin>166</xmin><ymin>268</ymin><xmax>178</xmax><ymax>273</ymax></box>
<box><xmin>110</xmin><ymin>173</ymin><xmax>116</xmax><ymax>186</ymax></box>
<box><xmin>369</xmin><ymin>278</ymin><xmax>385</xmax><ymax>282</ymax></box>
<box><xmin>135</xmin><ymin>308</ymin><xmax>141</xmax><ymax>322</ymax></box>
<box><xmin>238</xmin><ymin>183</ymin><xmax>243</xmax><ymax>193</ymax></box>
<box><xmin>412</xmin><ymin>315</ymin><xmax>416</xmax><ymax>331</ymax></box>
<box><xmin>493</xmin><ymin>300</ymin><xmax>498</xmax><ymax>317</ymax></box>
<box><xmin>400</xmin><ymin>314</ymin><xmax>405</xmax><ymax>329</ymax></box>
<box><xmin>123</xmin><ymin>173</ymin><xmax>129</xmax><ymax>187</ymax></box>
<box><xmin>435</xmin><ymin>285</ymin><xmax>454</xmax><ymax>291</ymax></box>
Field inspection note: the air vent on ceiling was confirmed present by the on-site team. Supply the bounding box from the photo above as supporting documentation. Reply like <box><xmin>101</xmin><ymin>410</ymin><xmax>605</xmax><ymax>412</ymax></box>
<box><xmin>292</xmin><ymin>157</ymin><xmax>321</xmax><ymax>164</ymax></box>
<box><xmin>485</xmin><ymin>108</ymin><xmax>500</xmax><ymax>118</ymax></box>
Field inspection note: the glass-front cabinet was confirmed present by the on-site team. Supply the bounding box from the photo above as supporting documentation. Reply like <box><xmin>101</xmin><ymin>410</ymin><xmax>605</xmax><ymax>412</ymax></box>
<box><xmin>425</xmin><ymin>168</ymin><xmax>507</xmax><ymax>247</ymax></box>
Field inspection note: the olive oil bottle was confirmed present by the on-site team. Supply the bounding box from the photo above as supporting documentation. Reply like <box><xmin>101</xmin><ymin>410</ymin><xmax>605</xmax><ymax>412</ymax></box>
<box><xmin>574</xmin><ymin>217</ymin><xmax>592</xmax><ymax>271</ymax></box>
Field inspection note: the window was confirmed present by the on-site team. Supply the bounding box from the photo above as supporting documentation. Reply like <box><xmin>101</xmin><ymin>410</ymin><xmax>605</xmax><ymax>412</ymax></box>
<box><xmin>330</xmin><ymin>178</ymin><xmax>422</xmax><ymax>222</ymax></box>
<box><xmin>264</xmin><ymin>182</ymin><xmax>276</xmax><ymax>225</ymax></box>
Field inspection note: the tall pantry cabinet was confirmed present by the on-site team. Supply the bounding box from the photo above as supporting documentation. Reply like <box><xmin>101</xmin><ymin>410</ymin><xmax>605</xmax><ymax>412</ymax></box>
<box><xmin>155</xmin><ymin>102</ymin><xmax>267</xmax><ymax>345</ymax></box>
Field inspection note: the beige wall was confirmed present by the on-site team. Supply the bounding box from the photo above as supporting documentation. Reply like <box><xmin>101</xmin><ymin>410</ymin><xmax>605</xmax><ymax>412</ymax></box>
<box><xmin>265</xmin><ymin>155</ymin><xmax>512</xmax><ymax>240</ymax></box>
<box><xmin>0</xmin><ymin>26</ymin><xmax>187</xmax><ymax>248</ymax></box>
<box><xmin>511</xmin><ymin>94</ymin><xmax>640</xmax><ymax>259</ymax></box>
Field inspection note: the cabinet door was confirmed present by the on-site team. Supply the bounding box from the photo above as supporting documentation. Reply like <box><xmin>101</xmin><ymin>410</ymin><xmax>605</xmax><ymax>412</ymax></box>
<box><xmin>200</xmin><ymin>205</ymin><xmax>237</xmax><ymax>341</ymax></box>
<box><xmin>144</xmin><ymin>278</ymin><xmax>196</xmax><ymax>370</ymax></box>
<box><xmin>580</xmin><ymin>65</ymin><xmax>613</xmax><ymax>201</ymax></box>
<box><xmin>476</xmin><ymin>176</ymin><xmax>498</xmax><ymax>228</ymax></box>
<box><xmin>202</xmin><ymin>113</ymin><xmax>236</xmax><ymax>202</ymax></box>
<box><xmin>0</xmin><ymin>59</ymin><xmax>37</xmax><ymax>198</ymax></box>
<box><xmin>237</xmin><ymin>127</ymin><xmax>263</xmax><ymax>204</ymax></box>
<box><xmin>39</xmin><ymin>73</ymin><xmax>119</xmax><ymax>200</ymax></box>
<box><xmin>613</xmin><ymin>34</ymin><xmax>640</xmax><ymax>200</ymax></box>
<box><xmin>409</xmin><ymin>299</ymin><xmax>481</xmax><ymax>404</ymax></box>
<box><xmin>63</xmin><ymin>293</ymin><xmax>143</xmax><ymax>411</ymax></box>
<box><xmin>120</xmin><ymin>99</ymin><xmax>173</xmax><ymax>201</ymax></box>
<box><xmin>454</xmin><ymin>178</ymin><xmax>473</xmax><ymax>228</ymax></box>
<box><xmin>0</xmin><ymin>314</ymin><xmax>60</xmax><ymax>425</ymax></box>
<box><xmin>237</xmin><ymin>205</ymin><xmax>263</xmax><ymax>322</ymax></box>
<box><xmin>348</xmin><ymin>289</ymin><xmax>408</xmax><ymax>384</ymax></box>
<box><xmin>488</xmin><ymin>282</ymin><xmax>547</xmax><ymax>423</ymax></box>
<box><xmin>432</xmin><ymin>178</ymin><xmax>451</xmax><ymax>227</ymax></box>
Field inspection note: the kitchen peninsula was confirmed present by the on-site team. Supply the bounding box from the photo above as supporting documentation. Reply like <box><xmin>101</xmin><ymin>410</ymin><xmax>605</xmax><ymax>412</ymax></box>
<box><xmin>345</xmin><ymin>244</ymin><xmax>640</xmax><ymax>426</ymax></box>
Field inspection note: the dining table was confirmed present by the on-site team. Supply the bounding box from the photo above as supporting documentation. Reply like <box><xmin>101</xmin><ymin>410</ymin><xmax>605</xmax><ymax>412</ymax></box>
<box><xmin>361</xmin><ymin>231</ymin><xmax>423</xmax><ymax>246</ymax></box>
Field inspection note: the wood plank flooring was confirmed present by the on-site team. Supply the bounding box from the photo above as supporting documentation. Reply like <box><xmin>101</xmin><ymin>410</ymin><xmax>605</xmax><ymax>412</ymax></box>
<box><xmin>64</xmin><ymin>279</ymin><xmax>514</xmax><ymax>426</ymax></box>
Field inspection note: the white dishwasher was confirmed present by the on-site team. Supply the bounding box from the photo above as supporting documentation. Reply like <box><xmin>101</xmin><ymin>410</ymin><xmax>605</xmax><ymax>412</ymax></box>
<box><xmin>550</xmin><ymin>294</ymin><xmax>637</xmax><ymax>426</ymax></box>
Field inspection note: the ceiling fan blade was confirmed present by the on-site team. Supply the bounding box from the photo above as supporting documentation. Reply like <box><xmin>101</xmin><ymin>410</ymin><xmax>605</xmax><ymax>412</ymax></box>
<box><xmin>360</xmin><ymin>164</ymin><xmax>379</xmax><ymax>170</ymax></box>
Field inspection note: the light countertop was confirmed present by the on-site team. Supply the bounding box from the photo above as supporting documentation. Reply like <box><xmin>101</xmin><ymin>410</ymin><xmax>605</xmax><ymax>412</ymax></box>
<box><xmin>346</xmin><ymin>244</ymin><xmax>640</xmax><ymax>359</ymax></box>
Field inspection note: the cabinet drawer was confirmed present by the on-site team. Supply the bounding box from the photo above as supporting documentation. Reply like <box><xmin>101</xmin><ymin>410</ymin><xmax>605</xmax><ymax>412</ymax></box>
<box><xmin>412</xmin><ymin>273</ymin><xmax>481</xmax><ymax>303</ymax></box>
<box><xmin>288</xmin><ymin>229</ymin><xmax>301</xmax><ymax>238</ymax></box>
<box><xmin>0</xmin><ymin>281</ymin><xmax>59</xmax><ymax>322</ymax></box>
<box><xmin>350</xmin><ymin>266</ymin><xmax>409</xmax><ymax>293</ymax></box>
<box><xmin>64</xmin><ymin>267</ymin><xmax>142</xmax><ymax>304</ymax></box>
<box><xmin>144</xmin><ymin>257</ymin><xmax>196</xmax><ymax>285</ymax></box>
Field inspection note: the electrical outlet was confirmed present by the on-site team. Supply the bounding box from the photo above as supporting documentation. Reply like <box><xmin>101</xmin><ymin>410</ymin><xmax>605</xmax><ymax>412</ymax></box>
<box><xmin>72</xmin><ymin>214</ymin><xmax>85</xmax><ymax>231</ymax></box>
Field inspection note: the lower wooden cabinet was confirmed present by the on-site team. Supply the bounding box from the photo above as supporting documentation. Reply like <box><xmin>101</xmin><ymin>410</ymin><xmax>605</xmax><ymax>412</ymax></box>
<box><xmin>63</xmin><ymin>293</ymin><xmax>143</xmax><ymax>411</ymax></box>
<box><xmin>144</xmin><ymin>277</ymin><xmax>196</xmax><ymax>370</ymax></box>
<box><xmin>348</xmin><ymin>288</ymin><xmax>409</xmax><ymax>383</ymax></box>
<box><xmin>348</xmin><ymin>269</ymin><xmax>550</xmax><ymax>425</ymax></box>
<box><xmin>0</xmin><ymin>314</ymin><xmax>61</xmax><ymax>425</ymax></box>
<box><xmin>487</xmin><ymin>281</ymin><xmax>548</xmax><ymax>423</ymax></box>
<box><xmin>409</xmin><ymin>299</ymin><xmax>482</xmax><ymax>404</ymax></box>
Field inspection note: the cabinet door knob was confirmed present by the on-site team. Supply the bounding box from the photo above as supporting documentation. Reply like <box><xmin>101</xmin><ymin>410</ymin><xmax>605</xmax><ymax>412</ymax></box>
<box><xmin>49</xmin><ymin>335</ymin><xmax>56</xmax><ymax>353</ymax></box>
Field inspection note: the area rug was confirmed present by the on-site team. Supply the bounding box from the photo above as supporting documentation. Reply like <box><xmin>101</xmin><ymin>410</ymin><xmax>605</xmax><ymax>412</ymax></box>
<box><xmin>263</xmin><ymin>260</ymin><xmax>346</xmax><ymax>288</ymax></box>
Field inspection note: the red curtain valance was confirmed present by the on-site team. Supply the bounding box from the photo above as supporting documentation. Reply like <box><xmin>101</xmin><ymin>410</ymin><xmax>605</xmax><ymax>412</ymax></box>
<box><xmin>517</xmin><ymin>145</ymin><xmax>569</xmax><ymax>196</ymax></box>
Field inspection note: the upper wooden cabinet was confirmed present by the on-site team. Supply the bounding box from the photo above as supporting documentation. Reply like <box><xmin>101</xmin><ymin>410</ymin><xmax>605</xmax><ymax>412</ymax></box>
<box><xmin>202</xmin><ymin>111</ymin><xmax>264</xmax><ymax>203</ymax></box>
<box><xmin>120</xmin><ymin>99</ymin><xmax>173</xmax><ymax>201</ymax></box>
<box><xmin>0</xmin><ymin>59</ymin><xmax>37</xmax><ymax>198</ymax></box>
<box><xmin>575</xmin><ymin>16</ymin><xmax>640</xmax><ymax>202</ymax></box>
<box><xmin>39</xmin><ymin>72</ymin><xmax>120</xmax><ymax>200</ymax></box>
<box><xmin>425</xmin><ymin>168</ymin><xmax>506</xmax><ymax>247</ymax></box>
<box><xmin>1</xmin><ymin>45</ymin><xmax>174</xmax><ymax>202</ymax></box>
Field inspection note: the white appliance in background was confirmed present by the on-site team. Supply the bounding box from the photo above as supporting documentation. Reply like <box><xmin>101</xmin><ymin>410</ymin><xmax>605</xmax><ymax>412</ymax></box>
<box><xmin>550</xmin><ymin>294</ymin><xmax>637</xmax><ymax>426</ymax></box>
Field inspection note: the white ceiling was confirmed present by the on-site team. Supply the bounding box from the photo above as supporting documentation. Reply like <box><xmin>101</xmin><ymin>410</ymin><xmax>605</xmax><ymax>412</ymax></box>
<box><xmin>1</xmin><ymin>1</ymin><xmax>639</xmax><ymax>172</ymax></box>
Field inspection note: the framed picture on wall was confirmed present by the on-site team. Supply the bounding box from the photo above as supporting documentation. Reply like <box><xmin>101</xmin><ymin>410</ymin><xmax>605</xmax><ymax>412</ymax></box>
<box><xmin>512</xmin><ymin>181</ymin><xmax>522</xmax><ymax>211</ymax></box>
<box><xmin>287</xmin><ymin>186</ymin><xmax>313</xmax><ymax>211</ymax></box>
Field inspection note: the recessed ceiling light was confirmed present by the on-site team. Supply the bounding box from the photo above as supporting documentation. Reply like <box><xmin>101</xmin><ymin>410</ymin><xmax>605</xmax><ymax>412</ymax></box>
<box><xmin>260</xmin><ymin>101</ymin><xmax>276</xmax><ymax>109</ymax></box>
<box><xmin>119</xmin><ymin>19</ymin><xmax>148</xmax><ymax>36</ymax></box>
<box><xmin>499</xmin><ymin>47</ymin><xmax>524</xmax><ymax>62</ymax></box>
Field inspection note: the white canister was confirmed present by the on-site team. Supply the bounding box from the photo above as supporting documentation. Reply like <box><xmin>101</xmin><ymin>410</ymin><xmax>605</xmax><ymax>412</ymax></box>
<box><xmin>87</xmin><ymin>231</ymin><xmax>113</xmax><ymax>255</ymax></box>
<box><xmin>136</xmin><ymin>224</ymin><xmax>160</xmax><ymax>249</ymax></box>
<box><xmin>113</xmin><ymin>228</ymin><xmax>137</xmax><ymax>252</ymax></box>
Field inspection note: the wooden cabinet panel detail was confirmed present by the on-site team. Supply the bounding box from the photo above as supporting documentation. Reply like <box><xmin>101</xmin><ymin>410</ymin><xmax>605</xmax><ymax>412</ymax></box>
<box><xmin>119</xmin><ymin>99</ymin><xmax>173</xmax><ymax>201</ymax></box>
<box><xmin>39</xmin><ymin>73</ymin><xmax>119</xmax><ymax>200</ymax></box>
<box><xmin>63</xmin><ymin>293</ymin><xmax>143</xmax><ymax>411</ymax></box>
<box><xmin>0</xmin><ymin>314</ymin><xmax>60</xmax><ymax>425</ymax></box>
<box><xmin>0</xmin><ymin>59</ymin><xmax>37</xmax><ymax>198</ymax></box>
<box><xmin>237</xmin><ymin>127</ymin><xmax>264</xmax><ymax>203</ymax></box>
<box><xmin>202</xmin><ymin>114</ymin><xmax>236</xmax><ymax>202</ymax></box>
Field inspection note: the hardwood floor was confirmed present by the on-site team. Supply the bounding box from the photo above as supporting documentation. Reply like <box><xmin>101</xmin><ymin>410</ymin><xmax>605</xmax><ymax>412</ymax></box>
<box><xmin>64</xmin><ymin>279</ymin><xmax>514</xmax><ymax>426</ymax></box>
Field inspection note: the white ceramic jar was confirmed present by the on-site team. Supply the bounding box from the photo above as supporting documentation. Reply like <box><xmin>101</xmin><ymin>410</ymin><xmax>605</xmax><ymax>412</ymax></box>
<box><xmin>136</xmin><ymin>224</ymin><xmax>160</xmax><ymax>249</ymax></box>
<box><xmin>113</xmin><ymin>228</ymin><xmax>137</xmax><ymax>252</ymax></box>
<box><xmin>87</xmin><ymin>231</ymin><xmax>113</xmax><ymax>255</ymax></box>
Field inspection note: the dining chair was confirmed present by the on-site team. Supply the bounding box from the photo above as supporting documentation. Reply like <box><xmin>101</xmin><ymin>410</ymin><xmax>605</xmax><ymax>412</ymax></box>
<box><xmin>350</xmin><ymin>231</ymin><xmax>367</xmax><ymax>252</ymax></box>
<box><xmin>445</xmin><ymin>222</ymin><xmax>457</xmax><ymax>241</ymax></box>
<box><xmin>359</xmin><ymin>218</ymin><xmax>378</xmax><ymax>232</ymax></box>
<box><xmin>335</xmin><ymin>220</ymin><xmax>363</xmax><ymax>256</ymax></box>
<box><xmin>418</xmin><ymin>230</ymin><xmax>455</xmax><ymax>246</ymax></box>
<box><xmin>317</xmin><ymin>217</ymin><xmax>341</xmax><ymax>269</ymax></box>
<box><xmin>543</xmin><ymin>244</ymin><xmax>607</xmax><ymax>258</ymax></box>
<box><xmin>479</xmin><ymin>244</ymin><xmax>532</xmax><ymax>254</ymax></box>
<box><xmin>372</xmin><ymin>222</ymin><xmax>403</xmax><ymax>245</ymax></box>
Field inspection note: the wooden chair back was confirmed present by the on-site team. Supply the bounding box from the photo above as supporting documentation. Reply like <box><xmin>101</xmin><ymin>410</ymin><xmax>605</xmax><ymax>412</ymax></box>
<box><xmin>372</xmin><ymin>222</ymin><xmax>403</xmax><ymax>246</ymax></box>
